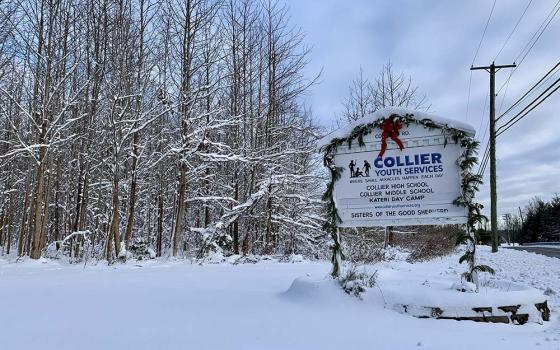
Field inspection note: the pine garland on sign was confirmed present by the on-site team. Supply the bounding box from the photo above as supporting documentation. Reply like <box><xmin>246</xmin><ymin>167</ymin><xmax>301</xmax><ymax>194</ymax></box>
<box><xmin>321</xmin><ymin>154</ymin><xmax>344</xmax><ymax>277</ymax></box>
<box><xmin>319</xmin><ymin>113</ymin><xmax>493</xmax><ymax>285</ymax></box>
<box><xmin>453</xmin><ymin>137</ymin><xmax>495</xmax><ymax>285</ymax></box>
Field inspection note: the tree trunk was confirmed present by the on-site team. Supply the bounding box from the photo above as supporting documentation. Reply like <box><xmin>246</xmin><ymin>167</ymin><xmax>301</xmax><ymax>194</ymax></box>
<box><xmin>124</xmin><ymin>132</ymin><xmax>139</xmax><ymax>249</ymax></box>
<box><xmin>233</xmin><ymin>182</ymin><xmax>239</xmax><ymax>254</ymax></box>
<box><xmin>172</xmin><ymin>164</ymin><xmax>187</xmax><ymax>256</ymax></box>
<box><xmin>156</xmin><ymin>194</ymin><xmax>163</xmax><ymax>257</ymax></box>
<box><xmin>17</xmin><ymin>171</ymin><xmax>32</xmax><ymax>257</ymax></box>
<box><xmin>5</xmin><ymin>193</ymin><xmax>13</xmax><ymax>255</ymax></box>
<box><xmin>265</xmin><ymin>182</ymin><xmax>273</xmax><ymax>253</ymax></box>
<box><xmin>30</xmin><ymin>122</ymin><xmax>48</xmax><ymax>259</ymax></box>
<box><xmin>107</xmin><ymin>165</ymin><xmax>121</xmax><ymax>262</ymax></box>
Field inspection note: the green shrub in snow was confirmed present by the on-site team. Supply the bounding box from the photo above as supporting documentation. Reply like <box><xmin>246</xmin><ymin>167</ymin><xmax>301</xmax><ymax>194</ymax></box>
<box><xmin>338</xmin><ymin>265</ymin><xmax>377</xmax><ymax>299</ymax></box>
<box><xmin>128</xmin><ymin>238</ymin><xmax>156</xmax><ymax>260</ymax></box>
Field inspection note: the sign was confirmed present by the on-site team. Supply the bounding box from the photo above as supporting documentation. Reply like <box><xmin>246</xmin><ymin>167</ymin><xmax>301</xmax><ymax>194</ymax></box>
<box><xmin>333</xmin><ymin>122</ymin><xmax>467</xmax><ymax>227</ymax></box>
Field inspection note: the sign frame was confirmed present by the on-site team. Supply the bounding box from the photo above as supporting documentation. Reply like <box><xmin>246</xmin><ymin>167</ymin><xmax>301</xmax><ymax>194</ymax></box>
<box><xmin>332</xmin><ymin>122</ymin><xmax>468</xmax><ymax>228</ymax></box>
<box><xmin>318</xmin><ymin>108</ymin><xmax>487</xmax><ymax>283</ymax></box>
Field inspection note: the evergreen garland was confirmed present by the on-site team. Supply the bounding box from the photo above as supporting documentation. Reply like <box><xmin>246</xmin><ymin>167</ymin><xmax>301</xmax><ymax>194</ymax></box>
<box><xmin>320</xmin><ymin>113</ymin><xmax>494</xmax><ymax>285</ymax></box>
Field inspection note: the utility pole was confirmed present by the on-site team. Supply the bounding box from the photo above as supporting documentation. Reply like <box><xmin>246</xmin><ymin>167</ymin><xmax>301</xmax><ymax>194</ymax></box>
<box><xmin>471</xmin><ymin>62</ymin><xmax>516</xmax><ymax>253</ymax></box>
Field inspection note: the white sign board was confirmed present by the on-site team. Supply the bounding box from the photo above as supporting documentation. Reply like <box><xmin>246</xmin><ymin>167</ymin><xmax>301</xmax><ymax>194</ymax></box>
<box><xmin>333</xmin><ymin>123</ymin><xmax>467</xmax><ymax>227</ymax></box>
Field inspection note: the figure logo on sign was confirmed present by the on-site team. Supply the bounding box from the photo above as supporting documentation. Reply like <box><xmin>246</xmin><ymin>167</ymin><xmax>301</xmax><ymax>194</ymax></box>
<box><xmin>349</xmin><ymin>159</ymin><xmax>371</xmax><ymax>178</ymax></box>
<box><xmin>349</xmin><ymin>160</ymin><xmax>356</xmax><ymax>177</ymax></box>
<box><xmin>363</xmin><ymin>160</ymin><xmax>371</xmax><ymax>177</ymax></box>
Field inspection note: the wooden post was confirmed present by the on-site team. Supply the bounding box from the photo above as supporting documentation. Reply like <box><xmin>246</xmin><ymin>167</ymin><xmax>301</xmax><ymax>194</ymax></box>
<box><xmin>471</xmin><ymin>62</ymin><xmax>516</xmax><ymax>253</ymax></box>
<box><xmin>331</xmin><ymin>227</ymin><xmax>342</xmax><ymax>278</ymax></box>
<box><xmin>383</xmin><ymin>226</ymin><xmax>388</xmax><ymax>248</ymax></box>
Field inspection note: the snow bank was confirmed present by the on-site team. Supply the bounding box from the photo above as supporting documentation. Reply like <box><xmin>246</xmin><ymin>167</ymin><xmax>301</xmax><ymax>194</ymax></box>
<box><xmin>201</xmin><ymin>252</ymin><xmax>308</xmax><ymax>265</ymax></box>
<box><xmin>317</xmin><ymin>107</ymin><xmax>476</xmax><ymax>150</ymax></box>
<box><xmin>284</xmin><ymin>246</ymin><xmax>551</xmax><ymax>325</ymax></box>
<box><xmin>1</xmin><ymin>246</ymin><xmax>559</xmax><ymax>350</ymax></box>
<box><xmin>379</xmin><ymin>275</ymin><xmax>546</xmax><ymax>310</ymax></box>
<box><xmin>378</xmin><ymin>273</ymin><xmax>547</xmax><ymax>324</ymax></box>
<box><xmin>475</xmin><ymin>245</ymin><xmax>560</xmax><ymax>311</ymax></box>
<box><xmin>282</xmin><ymin>276</ymin><xmax>346</xmax><ymax>302</ymax></box>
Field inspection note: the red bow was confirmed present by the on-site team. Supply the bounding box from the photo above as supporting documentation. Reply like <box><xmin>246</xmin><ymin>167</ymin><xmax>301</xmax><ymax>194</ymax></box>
<box><xmin>378</xmin><ymin>118</ymin><xmax>405</xmax><ymax>158</ymax></box>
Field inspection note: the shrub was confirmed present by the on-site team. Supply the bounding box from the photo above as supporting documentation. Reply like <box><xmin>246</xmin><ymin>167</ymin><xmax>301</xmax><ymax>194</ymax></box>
<box><xmin>128</xmin><ymin>237</ymin><xmax>156</xmax><ymax>260</ymax></box>
<box><xmin>339</xmin><ymin>225</ymin><xmax>460</xmax><ymax>263</ymax></box>
<box><xmin>338</xmin><ymin>265</ymin><xmax>377</xmax><ymax>299</ymax></box>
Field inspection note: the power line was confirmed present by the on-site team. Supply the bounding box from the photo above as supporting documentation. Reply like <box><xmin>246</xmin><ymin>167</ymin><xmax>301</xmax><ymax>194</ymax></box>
<box><xmin>496</xmin><ymin>77</ymin><xmax>560</xmax><ymax>136</ymax></box>
<box><xmin>480</xmin><ymin>152</ymin><xmax>489</xmax><ymax>177</ymax></box>
<box><xmin>483</xmin><ymin>3</ymin><xmax>560</xmax><ymax>173</ymax></box>
<box><xmin>475</xmin><ymin>1</ymin><xmax>558</xmax><ymax>176</ymax></box>
<box><xmin>497</xmin><ymin>86</ymin><xmax>560</xmax><ymax>136</ymax></box>
<box><xmin>472</xmin><ymin>0</ymin><xmax>497</xmax><ymax>66</ymax></box>
<box><xmin>471</xmin><ymin>2</ymin><xmax>560</xmax><ymax>252</ymax></box>
<box><xmin>514</xmin><ymin>0</ymin><xmax>560</xmax><ymax>64</ymax></box>
<box><xmin>478</xmin><ymin>142</ymin><xmax>490</xmax><ymax>176</ymax></box>
<box><xmin>479</xmin><ymin>62</ymin><xmax>560</xmax><ymax>175</ymax></box>
<box><xmin>477</xmin><ymin>0</ymin><xmax>530</xmax><ymax>174</ymax></box>
<box><xmin>497</xmin><ymin>60</ymin><xmax>560</xmax><ymax>121</ymax></box>
<box><xmin>467</xmin><ymin>0</ymin><xmax>497</xmax><ymax>122</ymax></box>
<box><xmin>476</xmin><ymin>114</ymin><xmax>490</xmax><ymax>175</ymax></box>
<box><xmin>495</xmin><ymin>0</ymin><xmax>533</xmax><ymax>61</ymax></box>
<box><xmin>495</xmin><ymin>1</ymin><xmax>533</xmax><ymax>118</ymax></box>
<box><xmin>476</xmin><ymin>93</ymin><xmax>489</xmax><ymax>138</ymax></box>
<box><xmin>478</xmin><ymin>132</ymin><xmax>492</xmax><ymax>176</ymax></box>
<box><xmin>498</xmin><ymin>76</ymin><xmax>560</xmax><ymax>133</ymax></box>
<box><xmin>497</xmin><ymin>76</ymin><xmax>512</xmax><ymax>115</ymax></box>
<box><xmin>497</xmin><ymin>0</ymin><xmax>560</xmax><ymax>95</ymax></box>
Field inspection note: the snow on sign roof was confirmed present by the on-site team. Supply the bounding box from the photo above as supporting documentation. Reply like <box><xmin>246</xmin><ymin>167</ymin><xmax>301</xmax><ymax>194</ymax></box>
<box><xmin>317</xmin><ymin>107</ymin><xmax>476</xmax><ymax>151</ymax></box>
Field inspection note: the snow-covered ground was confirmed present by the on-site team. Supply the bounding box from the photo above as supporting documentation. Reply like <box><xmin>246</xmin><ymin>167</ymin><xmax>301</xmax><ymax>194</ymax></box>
<box><xmin>0</xmin><ymin>246</ymin><xmax>559</xmax><ymax>350</ymax></box>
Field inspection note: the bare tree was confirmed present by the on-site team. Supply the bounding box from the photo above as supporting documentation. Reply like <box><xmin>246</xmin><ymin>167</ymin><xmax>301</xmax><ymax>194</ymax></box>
<box><xmin>341</xmin><ymin>62</ymin><xmax>430</xmax><ymax>124</ymax></box>
<box><xmin>0</xmin><ymin>0</ymin><xmax>325</xmax><ymax>262</ymax></box>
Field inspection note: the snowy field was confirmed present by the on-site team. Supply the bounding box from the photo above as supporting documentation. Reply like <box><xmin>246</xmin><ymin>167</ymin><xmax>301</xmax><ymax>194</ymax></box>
<box><xmin>1</xmin><ymin>247</ymin><xmax>559</xmax><ymax>350</ymax></box>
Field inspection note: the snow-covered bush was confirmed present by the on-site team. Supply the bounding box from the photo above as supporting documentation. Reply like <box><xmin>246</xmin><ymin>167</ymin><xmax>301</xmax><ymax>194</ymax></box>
<box><xmin>118</xmin><ymin>242</ymin><xmax>133</xmax><ymax>261</ymax></box>
<box><xmin>233</xmin><ymin>255</ymin><xmax>275</xmax><ymax>264</ymax></box>
<box><xmin>279</xmin><ymin>254</ymin><xmax>305</xmax><ymax>263</ymax></box>
<box><xmin>451</xmin><ymin>281</ymin><xmax>477</xmax><ymax>293</ymax></box>
<box><xmin>339</xmin><ymin>225</ymin><xmax>458</xmax><ymax>264</ymax></box>
<box><xmin>338</xmin><ymin>265</ymin><xmax>378</xmax><ymax>299</ymax></box>
<box><xmin>44</xmin><ymin>231</ymin><xmax>92</xmax><ymax>263</ymax></box>
<box><xmin>127</xmin><ymin>238</ymin><xmax>156</xmax><ymax>261</ymax></box>
<box><xmin>201</xmin><ymin>250</ymin><xmax>227</xmax><ymax>264</ymax></box>
<box><xmin>401</xmin><ymin>226</ymin><xmax>458</xmax><ymax>262</ymax></box>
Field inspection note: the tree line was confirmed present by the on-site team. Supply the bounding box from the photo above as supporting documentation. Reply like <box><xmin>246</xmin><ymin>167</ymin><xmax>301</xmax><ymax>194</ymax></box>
<box><xmin>518</xmin><ymin>195</ymin><xmax>560</xmax><ymax>243</ymax></box>
<box><xmin>474</xmin><ymin>196</ymin><xmax>560</xmax><ymax>245</ymax></box>
<box><xmin>0</xmin><ymin>0</ymin><xmax>325</xmax><ymax>262</ymax></box>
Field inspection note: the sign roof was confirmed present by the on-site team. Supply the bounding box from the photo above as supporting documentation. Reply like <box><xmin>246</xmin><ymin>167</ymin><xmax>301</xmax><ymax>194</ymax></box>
<box><xmin>317</xmin><ymin>107</ymin><xmax>476</xmax><ymax>151</ymax></box>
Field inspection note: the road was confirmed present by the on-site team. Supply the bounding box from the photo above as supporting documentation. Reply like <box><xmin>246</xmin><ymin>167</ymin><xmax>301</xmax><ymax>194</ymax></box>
<box><xmin>505</xmin><ymin>245</ymin><xmax>560</xmax><ymax>259</ymax></box>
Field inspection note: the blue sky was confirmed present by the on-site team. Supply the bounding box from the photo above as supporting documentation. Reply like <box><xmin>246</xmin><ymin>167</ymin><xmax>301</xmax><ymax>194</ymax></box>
<box><xmin>288</xmin><ymin>0</ymin><xmax>560</xmax><ymax>218</ymax></box>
